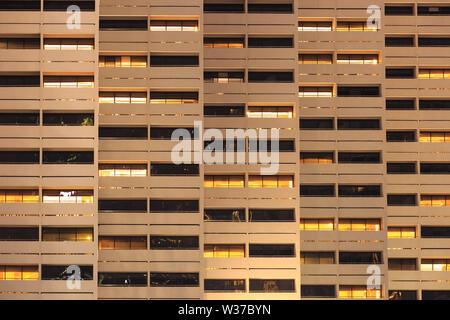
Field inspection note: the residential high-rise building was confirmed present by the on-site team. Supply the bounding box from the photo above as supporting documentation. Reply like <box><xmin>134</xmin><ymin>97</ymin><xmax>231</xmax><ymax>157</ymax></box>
<box><xmin>1</xmin><ymin>0</ymin><xmax>450</xmax><ymax>300</ymax></box>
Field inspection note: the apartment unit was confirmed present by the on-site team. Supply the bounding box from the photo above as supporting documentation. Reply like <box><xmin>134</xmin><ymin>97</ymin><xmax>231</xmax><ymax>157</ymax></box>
<box><xmin>2</xmin><ymin>0</ymin><xmax>450</xmax><ymax>300</ymax></box>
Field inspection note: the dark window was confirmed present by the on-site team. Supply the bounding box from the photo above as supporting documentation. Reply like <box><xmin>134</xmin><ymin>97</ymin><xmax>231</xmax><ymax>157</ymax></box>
<box><xmin>387</xmin><ymin>162</ymin><xmax>416</xmax><ymax>174</ymax></box>
<box><xmin>386</xmin><ymin>99</ymin><xmax>415</xmax><ymax>110</ymax></box>
<box><xmin>43</xmin><ymin>113</ymin><xmax>94</xmax><ymax>126</ymax></box>
<box><xmin>338</xmin><ymin>185</ymin><xmax>381</xmax><ymax>197</ymax></box>
<box><xmin>300</xmin><ymin>118</ymin><xmax>334</xmax><ymax>130</ymax></box>
<box><xmin>100</xmin><ymin>19</ymin><xmax>148</xmax><ymax>30</ymax></box>
<box><xmin>150</xmin><ymin>272</ymin><xmax>199</xmax><ymax>287</ymax></box>
<box><xmin>204</xmin><ymin>105</ymin><xmax>245</xmax><ymax>117</ymax></box>
<box><xmin>385</xmin><ymin>5</ymin><xmax>414</xmax><ymax>15</ymax></box>
<box><xmin>204</xmin><ymin>139</ymin><xmax>245</xmax><ymax>152</ymax></box>
<box><xmin>386</xmin><ymin>68</ymin><xmax>415</xmax><ymax>79</ymax></box>
<box><xmin>422</xmin><ymin>291</ymin><xmax>450</xmax><ymax>300</ymax></box>
<box><xmin>98</xmin><ymin>273</ymin><xmax>147</xmax><ymax>286</ymax></box>
<box><xmin>339</xmin><ymin>251</ymin><xmax>383</xmax><ymax>264</ymax></box>
<box><xmin>204</xmin><ymin>209</ymin><xmax>246</xmax><ymax>221</ymax></box>
<box><xmin>387</xmin><ymin>194</ymin><xmax>417</xmax><ymax>206</ymax></box>
<box><xmin>43</xmin><ymin>151</ymin><xmax>94</xmax><ymax>164</ymax></box>
<box><xmin>389</xmin><ymin>290</ymin><xmax>417</xmax><ymax>300</ymax></box>
<box><xmin>337</xmin><ymin>86</ymin><xmax>380</xmax><ymax>97</ymax></box>
<box><xmin>204</xmin><ymin>71</ymin><xmax>245</xmax><ymax>83</ymax></box>
<box><xmin>0</xmin><ymin>227</ymin><xmax>39</xmax><ymax>241</ymax></box>
<box><xmin>99</xmin><ymin>127</ymin><xmax>148</xmax><ymax>139</ymax></box>
<box><xmin>248</xmin><ymin>3</ymin><xmax>292</xmax><ymax>13</ymax></box>
<box><xmin>421</xmin><ymin>163</ymin><xmax>450</xmax><ymax>174</ymax></box>
<box><xmin>419</xmin><ymin>100</ymin><xmax>450</xmax><ymax>110</ymax></box>
<box><xmin>150</xmin><ymin>163</ymin><xmax>199</xmax><ymax>176</ymax></box>
<box><xmin>0</xmin><ymin>0</ymin><xmax>40</xmax><ymax>10</ymax></box>
<box><xmin>44</xmin><ymin>1</ymin><xmax>94</xmax><ymax>11</ymax></box>
<box><xmin>388</xmin><ymin>258</ymin><xmax>416</xmax><ymax>270</ymax></box>
<box><xmin>98</xmin><ymin>199</ymin><xmax>147</xmax><ymax>212</ymax></box>
<box><xmin>386</xmin><ymin>131</ymin><xmax>416</xmax><ymax>142</ymax></box>
<box><xmin>150</xmin><ymin>236</ymin><xmax>199</xmax><ymax>249</ymax></box>
<box><xmin>300</xmin><ymin>185</ymin><xmax>335</xmax><ymax>196</ymax></box>
<box><xmin>338</xmin><ymin>152</ymin><xmax>380</xmax><ymax>163</ymax></box>
<box><xmin>0</xmin><ymin>113</ymin><xmax>39</xmax><ymax>125</ymax></box>
<box><xmin>150</xmin><ymin>199</ymin><xmax>199</xmax><ymax>213</ymax></box>
<box><xmin>0</xmin><ymin>75</ymin><xmax>39</xmax><ymax>87</ymax></box>
<box><xmin>418</xmin><ymin>6</ymin><xmax>450</xmax><ymax>15</ymax></box>
<box><xmin>150</xmin><ymin>91</ymin><xmax>198</xmax><ymax>103</ymax></box>
<box><xmin>150</xmin><ymin>127</ymin><xmax>196</xmax><ymax>140</ymax></box>
<box><xmin>248</xmin><ymin>140</ymin><xmax>295</xmax><ymax>152</ymax></box>
<box><xmin>301</xmin><ymin>252</ymin><xmax>335</xmax><ymax>263</ymax></box>
<box><xmin>249</xmin><ymin>209</ymin><xmax>295</xmax><ymax>222</ymax></box>
<box><xmin>300</xmin><ymin>152</ymin><xmax>334</xmax><ymax>163</ymax></box>
<box><xmin>248</xmin><ymin>37</ymin><xmax>293</xmax><ymax>48</ymax></box>
<box><xmin>419</xmin><ymin>37</ymin><xmax>450</xmax><ymax>47</ymax></box>
<box><xmin>42</xmin><ymin>265</ymin><xmax>93</xmax><ymax>280</ymax></box>
<box><xmin>0</xmin><ymin>38</ymin><xmax>40</xmax><ymax>49</ymax></box>
<box><xmin>203</xmin><ymin>3</ymin><xmax>245</xmax><ymax>12</ymax></box>
<box><xmin>338</xmin><ymin>119</ymin><xmax>380</xmax><ymax>130</ymax></box>
<box><xmin>150</xmin><ymin>55</ymin><xmax>199</xmax><ymax>66</ymax></box>
<box><xmin>0</xmin><ymin>151</ymin><xmax>39</xmax><ymax>164</ymax></box>
<box><xmin>99</xmin><ymin>236</ymin><xmax>147</xmax><ymax>250</ymax></box>
<box><xmin>301</xmin><ymin>285</ymin><xmax>335</xmax><ymax>298</ymax></box>
<box><xmin>249</xmin><ymin>279</ymin><xmax>295</xmax><ymax>292</ymax></box>
<box><xmin>204</xmin><ymin>279</ymin><xmax>246</xmax><ymax>292</ymax></box>
<box><xmin>385</xmin><ymin>36</ymin><xmax>414</xmax><ymax>47</ymax></box>
<box><xmin>249</xmin><ymin>244</ymin><xmax>295</xmax><ymax>257</ymax></box>
<box><xmin>248</xmin><ymin>71</ymin><xmax>293</xmax><ymax>83</ymax></box>
<box><xmin>421</xmin><ymin>226</ymin><xmax>450</xmax><ymax>238</ymax></box>
<box><xmin>150</xmin><ymin>20</ymin><xmax>198</xmax><ymax>31</ymax></box>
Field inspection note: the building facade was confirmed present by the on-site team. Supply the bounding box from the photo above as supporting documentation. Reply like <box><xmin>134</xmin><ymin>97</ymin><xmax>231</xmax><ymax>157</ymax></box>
<box><xmin>1</xmin><ymin>0</ymin><xmax>450</xmax><ymax>300</ymax></box>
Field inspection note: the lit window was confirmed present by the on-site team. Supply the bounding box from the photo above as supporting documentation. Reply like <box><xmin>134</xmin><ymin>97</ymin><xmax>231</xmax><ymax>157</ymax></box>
<box><xmin>248</xmin><ymin>175</ymin><xmax>294</xmax><ymax>188</ymax></box>
<box><xmin>299</xmin><ymin>86</ymin><xmax>333</xmax><ymax>97</ymax></box>
<box><xmin>204</xmin><ymin>244</ymin><xmax>245</xmax><ymax>258</ymax></box>
<box><xmin>0</xmin><ymin>266</ymin><xmax>38</xmax><ymax>280</ymax></box>
<box><xmin>339</xmin><ymin>285</ymin><xmax>382</xmax><ymax>299</ymax></box>
<box><xmin>420</xmin><ymin>131</ymin><xmax>450</xmax><ymax>143</ymax></box>
<box><xmin>42</xmin><ymin>190</ymin><xmax>94</xmax><ymax>204</ymax></box>
<box><xmin>247</xmin><ymin>106</ymin><xmax>293</xmax><ymax>118</ymax></box>
<box><xmin>336</xmin><ymin>21</ymin><xmax>378</xmax><ymax>32</ymax></box>
<box><xmin>99</xmin><ymin>163</ymin><xmax>147</xmax><ymax>177</ymax></box>
<box><xmin>43</xmin><ymin>76</ymin><xmax>94</xmax><ymax>88</ymax></box>
<box><xmin>338</xmin><ymin>219</ymin><xmax>381</xmax><ymax>231</ymax></box>
<box><xmin>337</xmin><ymin>54</ymin><xmax>379</xmax><ymax>64</ymax></box>
<box><xmin>99</xmin><ymin>56</ymin><xmax>147</xmax><ymax>68</ymax></box>
<box><xmin>99</xmin><ymin>92</ymin><xmax>147</xmax><ymax>104</ymax></box>
<box><xmin>387</xmin><ymin>226</ymin><xmax>416</xmax><ymax>238</ymax></box>
<box><xmin>150</xmin><ymin>20</ymin><xmax>198</xmax><ymax>31</ymax></box>
<box><xmin>204</xmin><ymin>175</ymin><xmax>245</xmax><ymax>188</ymax></box>
<box><xmin>300</xmin><ymin>219</ymin><xmax>334</xmax><ymax>231</ymax></box>
<box><xmin>44</xmin><ymin>38</ymin><xmax>94</xmax><ymax>50</ymax></box>
<box><xmin>0</xmin><ymin>190</ymin><xmax>39</xmax><ymax>203</ymax></box>
<box><xmin>298</xmin><ymin>21</ymin><xmax>332</xmax><ymax>32</ymax></box>
<box><xmin>421</xmin><ymin>259</ymin><xmax>450</xmax><ymax>271</ymax></box>
<box><xmin>420</xmin><ymin>195</ymin><xmax>450</xmax><ymax>207</ymax></box>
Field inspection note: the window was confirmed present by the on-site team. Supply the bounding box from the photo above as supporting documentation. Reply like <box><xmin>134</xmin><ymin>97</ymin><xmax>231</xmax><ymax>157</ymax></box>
<box><xmin>300</xmin><ymin>185</ymin><xmax>335</xmax><ymax>196</ymax></box>
<box><xmin>300</xmin><ymin>152</ymin><xmax>334</xmax><ymax>163</ymax></box>
<box><xmin>99</xmin><ymin>56</ymin><xmax>147</xmax><ymax>67</ymax></box>
<box><xmin>300</xmin><ymin>118</ymin><xmax>334</xmax><ymax>130</ymax></box>
<box><xmin>0</xmin><ymin>151</ymin><xmax>39</xmax><ymax>164</ymax></box>
<box><xmin>204</xmin><ymin>71</ymin><xmax>244</xmax><ymax>83</ymax></box>
<box><xmin>418</xmin><ymin>69</ymin><xmax>450</xmax><ymax>79</ymax></box>
<box><xmin>337</xmin><ymin>86</ymin><xmax>380</xmax><ymax>97</ymax></box>
<box><xmin>98</xmin><ymin>273</ymin><xmax>147</xmax><ymax>287</ymax></box>
<box><xmin>99</xmin><ymin>199</ymin><xmax>147</xmax><ymax>212</ymax></box>
<box><xmin>298</xmin><ymin>86</ymin><xmax>333</xmax><ymax>97</ymax></box>
<box><xmin>43</xmin><ymin>76</ymin><xmax>94</xmax><ymax>88</ymax></box>
<box><xmin>301</xmin><ymin>285</ymin><xmax>335</xmax><ymax>298</ymax></box>
<box><xmin>339</xmin><ymin>252</ymin><xmax>383</xmax><ymax>264</ymax></box>
<box><xmin>44</xmin><ymin>38</ymin><xmax>94</xmax><ymax>50</ymax></box>
<box><xmin>386</xmin><ymin>130</ymin><xmax>416</xmax><ymax>142</ymax></box>
<box><xmin>299</xmin><ymin>54</ymin><xmax>332</xmax><ymax>64</ymax></box>
<box><xmin>0</xmin><ymin>190</ymin><xmax>39</xmax><ymax>203</ymax></box>
<box><xmin>421</xmin><ymin>226</ymin><xmax>450</xmax><ymax>238</ymax></box>
<box><xmin>386</xmin><ymin>99</ymin><xmax>415</xmax><ymax>110</ymax></box>
<box><xmin>387</xmin><ymin>227</ymin><xmax>416</xmax><ymax>239</ymax></box>
<box><xmin>387</xmin><ymin>162</ymin><xmax>416</xmax><ymax>174</ymax></box>
<box><xmin>249</xmin><ymin>209</ymin><xmax>295</xmax><ymax>222</ymax></box>
<box><xmin>151</xmin><ymin>127</ymin><xmax>196</xmax><ymax>139</ymax></box>
<box><xmin>420</xmin><ymin>132</ymin><xmax>450</xmax><ymax>142</ymax></box>
<box><xmin>336</xmin><ymin>21</ymin><xmax>377</xmax><ymax>32</ymax></box>
<box><xmin>248</xmin><ymin>37</ymin><xmax>293</xmax><ymax>48</ymax></box>
<box><xmin>247</xmin><ymin>139</ymin><xmax>295</xmax><ymax>152</ymax></box>
<box><xmin>204</xmin><ymin>209</ymin><xmax>245</xmax><ymax>222</ymax></box>
<box><xmin>99</xmin><ymin>163</ymin><xmax>147</xmax><ymax>177</ymax></box>
<box><xmin>387</xmin><ymin>194</ymin><xmax>417</xmax><ymax>206</ymax></box>
<box><xmin>99</xmin><ymin>91</ymin><xmax>147</xmax><ymax>104</ymax></box>
<box><xmin>42</xmin><ymin>265</ymin><xmax>93</xmax><ymax>280</ymax></box>
<box><xmin>99</xmin><ymin>236</ymin><xmax>147</xmax><ymax>250</ymax></box>
<box><xmin>249</xmin><ymin>244</ymin><xmax>295</xmax><ymax>257</ymax></box>
<box><xmin>339</xmin><ymin>285</ymin><xmax>381</xmax><ymax>299</ymax></box>
<box><xmin>204</xmin><ymin>37</ymin><xmax>244</xmax><ymax>48</ymax></box>
<box><xmin>248</xmin><ymin>3</ymin><xmax>292</xmax><ymax>13</ymax></box>
<box><xmin>150</xmin><ymin>199</ymin><xmax>199</xmax><ymax>213</ymax></box>
<box><xmin>150</xmin><ymin>236</ymin><xmax>199</xmax><ymax>250</ymax></box>
<box><xmin>42</xmin><ymin>190</ymin><xmax>93</xmax><ymax>204</ymax></box>
<box><xmin>150</xmin><ymin>163</ymin><xmax>198</xmax><ymax>176</ymax></box>
<box><xmin>421</xmin><ymin>291</ymin><xmax>450</xmax><ymax>300</ymax></box>
<box><xmin>0</xmin><ymin>266</ymin><xmax>38</xmax><ymax>280</ymax></box>
<box><xmin>249</xmin><ymin>279</ymin><xmax>295</xmax><ymax>292</ymax></box>
<box><xmin>99</xmin><ymin>127</ymin><xmax>148</xmax><ymax>139</ymax></box>
<box><xmin>150</xmin><ymin>20</ymin><xmax>198</xmax><ymax>31</ymax></box>
<box><xmin>298</xmin><ymin>21</ymin><xmax>332</xmax><ymax>32</ymax></box>
<box><xmin>386</xmin><ymin>68</ymin><xmax>415</xmax><ymax>79</ymax></box>
<box><xmin>419</xmin><ymin>100</ymin><xmax>450</xmax><ymax>110</ymax></box>
<box><xmin>385</xmin><ymin>5</ymin><xmax>414</xmax><ymax>15</ymax></box>
<box><xmin>420</xmin><ymin>195</ymin><xmax>450</xmax><ymax>207</ymax></box>
<box><xmin>204</xmin><ymin>175</ymin><xmax>245</xmax><ymax>188</ymax></box>
<box><xmin>388</xmin><ymin>258</ymin><xmax>416</xmax><ymax>270</ymax></box>
<box><xmin>204</xmin><ymin>139</ymin><xmax>245</xmax><ymax>152</ymax></box>
<box><xmin>300</xmin><ymin>252</ymin><xmax>335</xmax><ymax>264</ymax></box>
<box><xmin>338</xmin><ymin>152</ymin><xmax>380</xmax><ymax>163</ymax></box>
<box><xmin>204</xmin><ymin>105</ymin><xmax>245</xmax><ymax>117</ymax></box>
<box><xmin>204</xmin><ymin>244</ymin><xmax>245</xmax><ymax>258</ymax></box>
<box><xmin>419</xmin><ymin>37</ymin><xmax>450</xmax><ymax>47</ymax></box>
<box><xmin>337</xmin><ymin>54</ymin><xmax>379</xmax><ymax>64</ymax></box>
<box><xmin>247</xmin><ymin>106</ymin><xmax>293</xmax><ymax>118</ymax></box>
<box><xmin>43</xmin><ymin>113</ymin><xmax>94</xmax><ymax>126</ymax></box>
<box><xmin>385</xmin><ymin>36</ymin><xmax>414</xmax><ymax>47</ymax></box>
<box><xmin>42</xmin><ymin>227</ymin><xmax>93</xmax><ymax>242</ymax></box>
<box><xmin>248</xmin><ymin>175</ymin><xmax>294</xmax><ymax>188</ymax></box>
<box><xmin>0</xmin><ymin>112</ymin><xmax>39</xmax><ymax>125</ymax></box>
<box><xmin>418</xmin><ymin>6</ymin><xmax>450</xmax><ymax>15</ymax></box>
<box><xmin>44</xmin><ymin>0</ymin><xmax>94</xmax><ymax>11</ymax></box>
<box><xmin>421</xmin><ymin>163</ymin><xmax>450</xmax><ymax>174</ymax></box>
<box><xmin>150</xmin><ymin>273</ymin><xmax>199</xmax><ymax>287</ymax></box>
<box><xmin>204</xmin><ymin>279</ymin><xmax>246</xmax><ymax>292</ymax></box>
<box><xmin>300</xmin><ymin>219</ymin><xmax>334</xmax><ymax>231</ymax></box>
<box><xmin>0</xmin><ymin>75</ymin><xmax>39</xmax><ymax>87</ymax></box>
<box><xmin>421</xmin><ymin>259</ymin><xmax>450</xmax><ymax>271</ymax></box>
<box><xmin>0</xmin><ymin>38</ymin><xmax>39</xmax><ymax>49</ymax></box>
<box><xmin>0</xmin><ymin>1</ymin><xmax>40</xmax><ymax>10</ymax></box>
<box><xmin>100</xmin><ymin>19</ymin><xmax>148</xmax><ymax>31</ymax></box>
<box><xmin>43</xmin><ymin>151</ymin><xmax>94</xmax><ymax>164</ymax></box>
<box><xmin>204</xmin><ymin>3</ymin><xmax>245</xmax><ymax>13</ymax></box>
<box><xmin>150</xmin><ymin>91</ymin><xmax>198</xmax><ymax>104</ymax></box>
<box><xmin>337</xmin><ymin>119</ymin><xmax>380</xmax><ymax>130</ymax></box>
<box><xmin>389</xmin><ymin>290</ymin><xmax>417</xmax><ymax>300</ymax></box>
<box><xmin>151</xmin><ymin>55</ymin><xmax>199</xmax><ymax>67</ymax></box>
<box><xmin>0</xmin><ymin>227</ymin><xmax>39</xmax><ymax>241</ymax></box>
<box><xmin>338</xmin><ymin>219</ymin><xmax>381</xmax><ymax>231</ymax></box>
<box><xmin>248</xmin><ymin>72</ymin><xmax>293</xmax><ymax>83</ymax></box>
<box><xmin>338</xmin><ymin>185</ymin><xmax>381</xmax><ymax>197</ymax></box>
